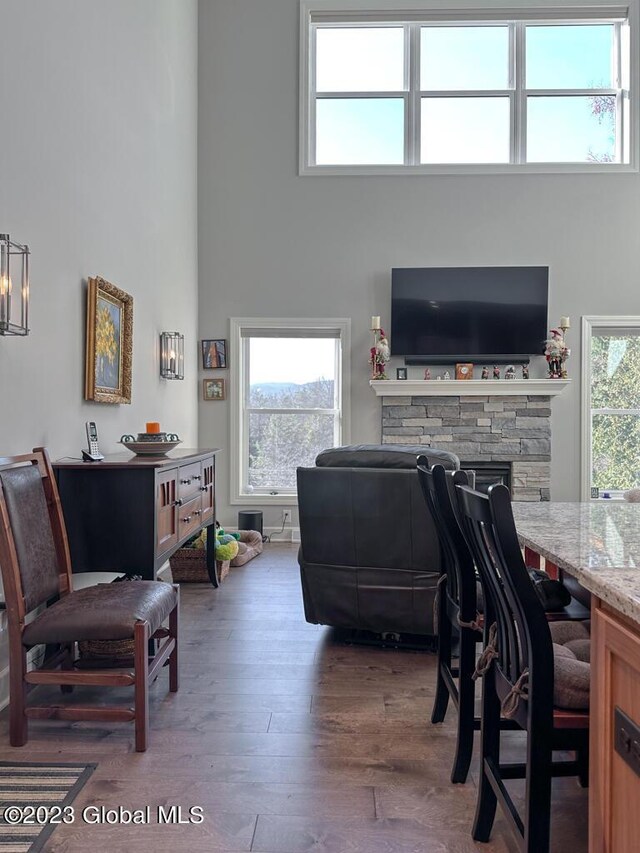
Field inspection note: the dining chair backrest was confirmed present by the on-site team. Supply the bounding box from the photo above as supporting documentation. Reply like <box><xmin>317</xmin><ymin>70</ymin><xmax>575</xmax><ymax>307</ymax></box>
<box><xmin>0</xmin><ymin>449</ymin><xmax>72</xmax><ymax>626</ymax></box>
<box><xmin>455</xmin><ymin>482</ymin><xmax>554</xmax><ymax>726</ymax></box>
<box><xmin>417</xmin><ymin>460</ymin><xmax>478</xmax><ymax>625</ymax></box>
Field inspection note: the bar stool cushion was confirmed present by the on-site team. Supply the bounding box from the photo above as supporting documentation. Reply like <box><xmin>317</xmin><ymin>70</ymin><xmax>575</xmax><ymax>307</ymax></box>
<box><xmin>549</xmin><ymin>621</ymin><xmax>591</xmax><ymax>710</ymax></box>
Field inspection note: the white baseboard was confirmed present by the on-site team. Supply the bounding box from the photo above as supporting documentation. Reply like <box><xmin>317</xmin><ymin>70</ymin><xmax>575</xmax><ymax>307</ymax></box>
<box><xmin>263</xmin><ymin>526</ymin><xmax>300</xmax><ymax>543</ymax></box>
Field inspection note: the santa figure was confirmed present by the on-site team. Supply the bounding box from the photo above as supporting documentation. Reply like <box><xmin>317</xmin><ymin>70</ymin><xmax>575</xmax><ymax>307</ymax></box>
<box><xmin>544</xmin><ymin>329</ymin><xmax>570</xmax><ymax>378</ymax></box>
<box><xmin>370</xmin><ymin>329</ymin><xmax>390</xmax><ymax>379</ymax></box>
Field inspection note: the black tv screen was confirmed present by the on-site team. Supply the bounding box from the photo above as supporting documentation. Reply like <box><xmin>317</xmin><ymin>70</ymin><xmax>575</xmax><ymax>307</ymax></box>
<box><xmin>391</xmin><ymin>267</ymin><xmax>549</xmax><ymax>362</ymax></box>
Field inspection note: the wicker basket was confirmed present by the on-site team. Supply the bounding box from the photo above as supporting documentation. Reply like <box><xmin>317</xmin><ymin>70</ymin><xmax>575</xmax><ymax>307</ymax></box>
<box><xmin>169</xmin><ymin>547</ymin><xmax>230</xmax><ymax>583</ymax></box>
<box><xmin>78</xmin><ymin>637</ymin><xmax>135</xmax><ymax>660</ymax></box>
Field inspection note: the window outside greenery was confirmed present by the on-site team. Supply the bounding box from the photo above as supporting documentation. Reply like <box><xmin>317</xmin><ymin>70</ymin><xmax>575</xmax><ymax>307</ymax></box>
<box><xmin>591</xmin><ymin>333</ymin><xmax>640</xmax><ymax>491</ymax></box>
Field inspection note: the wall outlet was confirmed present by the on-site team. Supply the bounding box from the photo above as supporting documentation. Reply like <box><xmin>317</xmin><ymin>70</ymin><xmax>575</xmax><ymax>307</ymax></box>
<box><xmin>282</xmin><ymin>510</ymin><xmax>290</xmax><ymax>525</ymax></box>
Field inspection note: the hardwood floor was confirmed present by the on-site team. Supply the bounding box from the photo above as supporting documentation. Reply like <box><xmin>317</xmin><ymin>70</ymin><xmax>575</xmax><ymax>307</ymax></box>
<box><xmin>0</xmin><ymin>544</ymin><xmax>587</xmax><ymax>852</ymax></box>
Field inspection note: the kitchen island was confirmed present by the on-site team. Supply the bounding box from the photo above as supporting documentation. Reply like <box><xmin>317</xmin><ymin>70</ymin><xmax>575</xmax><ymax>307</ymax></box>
<box><xmin>512</xmin><ymin>501</ymin><xmax>640</xmax><ymax>853</ymax></box>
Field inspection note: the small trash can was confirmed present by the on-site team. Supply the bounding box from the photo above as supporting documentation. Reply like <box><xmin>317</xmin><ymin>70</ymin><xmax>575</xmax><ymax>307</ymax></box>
<box><xmin>238</xmin><ymin>509</ymin><xmax>263</xmax><ymax>536</ymax></box>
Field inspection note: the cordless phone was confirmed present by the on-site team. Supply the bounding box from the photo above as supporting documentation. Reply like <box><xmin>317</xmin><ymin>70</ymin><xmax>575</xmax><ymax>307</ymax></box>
<box><xmin>82</xmin><ymin>421</ymin><xmax>104</xmax><ymax>462</ymax></box>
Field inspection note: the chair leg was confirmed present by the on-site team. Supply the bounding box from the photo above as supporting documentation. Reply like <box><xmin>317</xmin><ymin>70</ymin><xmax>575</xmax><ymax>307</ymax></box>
<box><xmin>451</xmin><ymin>628</ymin><xmax>477</xmax><ymax>783</ymax></box>
<box><xmin>9</xmin><ymin>644</ymin><xmax>28</xmax><ymax>747</ymax></box>
<box><xmin>134</xmin><ymin>621</ymin><xmax>149</xmax><ymax>753</ymax></box>
<box><xmin>577</xmin><ymin>740</ymin><xmax>589</xmax><ymax>788</ymax></box>
<box><xmin>472</xmin><ymin>664</ymin><xmax>500</xmax><ymax>842</ymax></box>
<box><xmin>431</xmin><ymin>588</ymin><xmax>451</xmax><ymax>724</ymax></box>
<box><xmin>169</xmin><ymin>591</ymin><xmax>179</xmax><ymax>694</ymax></box>
<box><xmin>523</xmin><ymin>729</ymin><xmax>552</xmax><ymax>852</ymax></box>
<box><xmin>60</xmin><ymin>643</ymin><xmax>75</xmax><ymax>694</ymax></box>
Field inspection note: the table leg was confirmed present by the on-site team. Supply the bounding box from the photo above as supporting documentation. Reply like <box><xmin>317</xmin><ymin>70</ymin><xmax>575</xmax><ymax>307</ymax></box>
<box><xmin>206</xmin><ymin>522</ymin><xmax>219</xmax><ymax>588</ymax></box>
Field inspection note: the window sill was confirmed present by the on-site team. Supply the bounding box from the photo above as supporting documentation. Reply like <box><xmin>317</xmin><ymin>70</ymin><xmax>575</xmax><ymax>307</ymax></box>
<box><xmin>300</xmin><ymin>163</ymin><xmax>638</xmax><ymax>177</ymax></box>
<box><xmin>231</xmin><ymin>494</ymin><xmax>299</xmax><ymax>506</ymax></box>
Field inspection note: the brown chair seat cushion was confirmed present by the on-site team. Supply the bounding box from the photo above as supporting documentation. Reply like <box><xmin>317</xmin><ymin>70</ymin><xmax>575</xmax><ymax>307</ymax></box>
<box><xmin>230</xmin><ymin>530</ymin><xmax>263</xmax><ymax>567</ymax></box>
<box><xmin>549</xmin><ymin>620</ymin><xmax>591</xmax><ymax>710</ymax></box>
<box><xmin>22</xmin><ymin>582</ymin><xmax>176</xmax><ymax>646</ymax></box>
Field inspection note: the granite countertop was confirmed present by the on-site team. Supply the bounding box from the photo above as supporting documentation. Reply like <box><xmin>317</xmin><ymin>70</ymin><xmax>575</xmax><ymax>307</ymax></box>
<box><xmin>512</xmin><ymin>501</ymin><xmax>640</xmax><ymax>625</ymax></box>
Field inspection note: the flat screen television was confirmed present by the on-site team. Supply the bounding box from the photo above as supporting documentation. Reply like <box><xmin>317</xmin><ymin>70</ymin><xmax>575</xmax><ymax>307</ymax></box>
<box><xmin>391</xmin><ymin>266</ymin><xmax>549</xmax><ymax>363</ymax></box>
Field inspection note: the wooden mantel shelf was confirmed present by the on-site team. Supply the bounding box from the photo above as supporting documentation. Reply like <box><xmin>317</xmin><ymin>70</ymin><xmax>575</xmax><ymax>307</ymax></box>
<box><xmin>369</xmin><ymin>378</ymin><xmax>571</xmax><ymax>397</ymax></box>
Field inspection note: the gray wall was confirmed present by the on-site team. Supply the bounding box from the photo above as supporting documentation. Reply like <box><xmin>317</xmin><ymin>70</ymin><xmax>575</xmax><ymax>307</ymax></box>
<box><xmin>0</xmin><ymin>0</ymin><xmax>199</xmax><ymax>460</ymax></box>
<box><xmin>199</xmin><ymin>0</ymin><xmax>640</xmax><ymax>527</ymax></box>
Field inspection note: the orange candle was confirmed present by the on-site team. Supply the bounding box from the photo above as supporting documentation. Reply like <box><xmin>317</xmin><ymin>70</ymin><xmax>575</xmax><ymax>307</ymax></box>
<box><xmin>146</xmin><ymin>422</ymin><xmax>161</xmax><ymax>434</ymax></box>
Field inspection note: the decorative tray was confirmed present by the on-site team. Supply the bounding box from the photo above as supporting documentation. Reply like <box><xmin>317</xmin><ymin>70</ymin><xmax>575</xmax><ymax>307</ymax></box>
<box><xmin>120</xmin><ymin>433</ymin><xmax>181</xmax><ymax>456</ymax></box>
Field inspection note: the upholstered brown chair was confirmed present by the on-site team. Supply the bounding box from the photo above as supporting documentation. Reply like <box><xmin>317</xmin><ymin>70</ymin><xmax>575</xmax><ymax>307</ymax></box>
<box><xmin>0</xmin><ymin>448</ymin><xmax>179</xmax><ymax>752</ymax></box>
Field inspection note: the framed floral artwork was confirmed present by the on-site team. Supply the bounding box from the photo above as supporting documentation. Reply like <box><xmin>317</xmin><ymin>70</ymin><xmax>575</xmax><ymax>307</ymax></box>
<box><xmin>85</xmin><ymin>276</ymin><xmax>133</xmax><ymax>404</ymax></box>
<box><xmin>203</xmin><ymin>378</ymin><xmax>226</xmax><ymax>401</ymax></box>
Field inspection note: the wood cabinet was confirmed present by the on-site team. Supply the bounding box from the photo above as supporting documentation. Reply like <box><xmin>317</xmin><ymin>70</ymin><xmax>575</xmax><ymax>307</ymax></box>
<box><xmin>54</xmin><ymin>449</ymin><xmax>219</xmax><ymax>584</ymax></box>
<box><xmin>590</xmin><ymin>600</ymin><xmax>640</xmax><ymax>853</ymax></box>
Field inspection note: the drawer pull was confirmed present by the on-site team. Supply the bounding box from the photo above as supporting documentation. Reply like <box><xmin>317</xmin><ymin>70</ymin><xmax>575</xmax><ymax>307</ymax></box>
<box><xmin>182</xmin><ymin>515</ymin><xmax>192</xmax><ymax>523</ymax></box>
<box><xmin>193</xmin><ymin>475</ymin><xmax>201</xmax><ymax>481</ymax></box>
<box><xmin>173</xmin><ymin>499</ymin><xmax>183</xmax><ymax>507</ymax></box>
<box><xmin>193</xmin><ymin>509</ymin><xmax>202</xmax><ymax>516</ymax></box>
<box><xmin>180</xmin><ymin>478</ymin><xmax>192</xmax><ymax>485</ymax></box>
<box><xmin>200</xmin><ymin>486</ymin><xmax>208</xmax><ymax>492</ymax></box>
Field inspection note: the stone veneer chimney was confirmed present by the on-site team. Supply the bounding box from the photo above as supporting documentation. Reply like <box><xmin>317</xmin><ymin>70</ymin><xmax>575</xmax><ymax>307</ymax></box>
<box><xmin>381</xmin><ymin>393</ymin><xmax>551</xmax><ymax>501</ymax></box>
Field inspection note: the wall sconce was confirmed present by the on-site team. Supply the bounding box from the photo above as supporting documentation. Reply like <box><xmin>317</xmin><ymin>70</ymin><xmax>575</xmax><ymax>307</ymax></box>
<box><xmin>0</xmin><ymin>234</ymin><xmax>30</xmax><ymax>336</ymax></box>
<box><xmin>160</xmin><ymin>332</ymin><xmax>184</xmax><ymax>380</ymax></box>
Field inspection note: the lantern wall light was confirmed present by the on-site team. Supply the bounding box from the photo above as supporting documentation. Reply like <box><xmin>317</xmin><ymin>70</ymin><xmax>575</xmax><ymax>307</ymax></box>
<box><xmin>0</xmin><ymin>234</ymin><xmax>30</xmax><ymax>337</ymax></box>
<box><xmin>160</xmin><ymin>332</ymin><xmax>185</xmax><ymax>380</ymax></box>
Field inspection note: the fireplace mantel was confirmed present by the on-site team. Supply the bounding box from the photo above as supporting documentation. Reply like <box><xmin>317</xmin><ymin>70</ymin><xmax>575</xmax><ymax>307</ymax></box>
<box><xmin>369</xmin><ymin>379</ymin><xmax>571</xmax><ymax>398</ymax></box>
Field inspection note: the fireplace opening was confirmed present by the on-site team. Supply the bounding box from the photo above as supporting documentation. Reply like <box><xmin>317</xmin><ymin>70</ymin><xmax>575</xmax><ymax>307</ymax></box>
<box><xmin>461</xmin><ymin>461</ymin><xmax>511</xmax><ymax>494</ymax></box>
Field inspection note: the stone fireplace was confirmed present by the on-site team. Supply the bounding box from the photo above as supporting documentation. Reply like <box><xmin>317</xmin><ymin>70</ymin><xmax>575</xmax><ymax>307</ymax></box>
<box><xmin>371</xmin><ymin>379</ymin><xmax>570</xmax><ymax>502</ymax></box>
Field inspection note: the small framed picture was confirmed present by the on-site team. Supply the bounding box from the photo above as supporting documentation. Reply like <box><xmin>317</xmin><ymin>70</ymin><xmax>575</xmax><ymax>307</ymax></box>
<box><xmin>455</xmin><ymin>363</ymin><xmax>474</xmax><ymax>381</ymax></box>
<box><xmin>203</xmin><ymin>378</ymin><xmax>226</xmax><ymax>401</ymax></box>
<box><xmin>202</xmin><ymin>339</ymin><xmax>227</xmax><ymax>369</ymax></box>
<box><xmin>396</xmin><ymin>367</ymin><xmax>408</xmax><ymax>380</ymax></box>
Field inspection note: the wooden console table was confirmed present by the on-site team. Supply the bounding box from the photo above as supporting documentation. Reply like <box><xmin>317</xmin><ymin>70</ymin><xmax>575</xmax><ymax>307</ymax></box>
<box><xmin>54</xmin><ymin>449</ymin><xmax>220</xmax><ymax>586</ymax></box>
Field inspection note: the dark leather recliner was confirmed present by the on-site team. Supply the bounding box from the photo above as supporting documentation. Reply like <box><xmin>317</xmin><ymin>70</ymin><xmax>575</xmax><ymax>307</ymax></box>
<box><xmin>296</xmin><ymin>444</ymin><xmax>460</xmax><ymax>636</ymax></box>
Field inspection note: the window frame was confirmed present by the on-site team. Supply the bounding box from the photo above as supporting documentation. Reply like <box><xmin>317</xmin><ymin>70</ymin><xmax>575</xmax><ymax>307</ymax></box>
<box><xmin>581</xmin><ymin>314</ymin><xmax>640</xmax><ymax>500</ymax></box>
<box><xmin>300</xmin><ymin>0</ymin><xmax>639</xmax><ymax>175</ymax></box>
<box><xmin>230</xmin><ymin>317</ymin><xmax>351</xmax><ymax>505</ymax></box>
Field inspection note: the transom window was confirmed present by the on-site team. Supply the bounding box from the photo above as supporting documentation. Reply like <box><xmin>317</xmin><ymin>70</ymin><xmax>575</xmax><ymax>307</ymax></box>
<box><xmin>582</xmin><ymin>317</ymin><xmax>640</xmax><ymax>498</ymax></box>
<box><xmin>230</xmin><ymin>319</ymin><xmax>350</xmax><ymax>503</ymax></box>
<box><xmin>301</xmin><ymin>4</ymin><xmax>634</xmax><ymax>173</ymax></box>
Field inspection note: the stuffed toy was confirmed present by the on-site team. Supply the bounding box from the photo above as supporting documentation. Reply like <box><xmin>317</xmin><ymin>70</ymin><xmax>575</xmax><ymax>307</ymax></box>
<box><xmin>188</xmin><ymin>526</ymin><xmax>240</xmax><ymax>560</ymax></box>
<box><xmin>216</xmin><ymin>533</ymin><xmax>239</xmax><ymax>561</ymax></box>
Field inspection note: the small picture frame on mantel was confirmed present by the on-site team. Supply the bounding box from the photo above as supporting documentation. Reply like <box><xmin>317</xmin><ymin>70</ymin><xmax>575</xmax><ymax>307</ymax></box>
<box><xmin>396</xmin><ymin>367</ymin><xmax>408</xmax><ymax>380</ymax></box>
<box><xmin>455</xmin><ymin>363</ymin><xmax>474</xmax><ymax>381</ymax></box>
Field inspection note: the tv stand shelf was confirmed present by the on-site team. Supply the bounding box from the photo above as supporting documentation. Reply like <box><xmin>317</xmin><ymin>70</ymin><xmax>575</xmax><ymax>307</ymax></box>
<box><xmin>369</xmin><ymin>379</ymin><xmax>571</xmax><ymax>397</ymax></box>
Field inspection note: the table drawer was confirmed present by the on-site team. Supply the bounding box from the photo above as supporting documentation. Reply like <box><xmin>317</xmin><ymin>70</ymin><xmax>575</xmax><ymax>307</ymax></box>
<box><xmin>178</xmin><ymin>462</ymin><xmax>202</xmax><ymax>500</ymax></box>
<box><xmin>177</xmin><ymin>494</ymin><xmax>203</xmax><ymax>540</ymax></box>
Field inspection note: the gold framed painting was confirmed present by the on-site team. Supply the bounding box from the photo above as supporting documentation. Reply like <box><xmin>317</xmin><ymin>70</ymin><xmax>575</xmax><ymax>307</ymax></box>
<box><xmin>85</xmin><ymin>276</ymin><xmax>133</xmax><ymax>404</ymax></box>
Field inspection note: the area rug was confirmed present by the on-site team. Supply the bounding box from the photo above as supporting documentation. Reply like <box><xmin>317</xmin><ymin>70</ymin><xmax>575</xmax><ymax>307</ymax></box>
<box><xmin>0</xmin><ymin>762</ymin><xmax>96</xmax><ymax>852</ymax></box>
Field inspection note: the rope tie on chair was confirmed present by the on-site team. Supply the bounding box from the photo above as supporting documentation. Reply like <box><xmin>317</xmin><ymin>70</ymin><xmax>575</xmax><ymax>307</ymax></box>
<box><xmin>433</xmin><ymin>573</ymin><xmax>447</xmax><ymax>629</ymax></box>
<box><xmin>500</xmin><ymin>668</ymin><xmax>530</xmax><ymax>719</ymax></box>
<box><xmin>472</xmin><ymin>622</ymin><xmax>498</xmax><ymax>681</ymax></box>
<box><xmin>457</xmin><ymin>612</ymin><xmax>483</xmax><ymax>632</ymax></box>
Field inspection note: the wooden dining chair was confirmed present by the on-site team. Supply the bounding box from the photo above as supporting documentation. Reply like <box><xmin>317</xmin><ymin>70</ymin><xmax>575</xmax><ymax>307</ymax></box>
<box><xmin>0</xmin><ymin>448</ymin><xmax>179</xmax><ymax>752</ymax></box>
<box><xmin>418</xmin><ymin>460</ymin><xmax>520</xmax><ymax>784</ymax></box>
<box><xmin>418</xmin><ymin>461</ymin><xmax>482</xmax><ymax>782</ymax></box>
<box><xmin>455</xmin><ymin>482</ymin><xmax>589</xmax><ymax>853</ymax></box>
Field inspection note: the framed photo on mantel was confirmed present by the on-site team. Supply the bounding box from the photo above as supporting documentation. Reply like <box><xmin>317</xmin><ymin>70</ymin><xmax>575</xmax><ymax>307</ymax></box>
<box><xmin>455</xmin><ymin>363</ymin><xmax>474</xmax><ymax>381</ymax></box>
